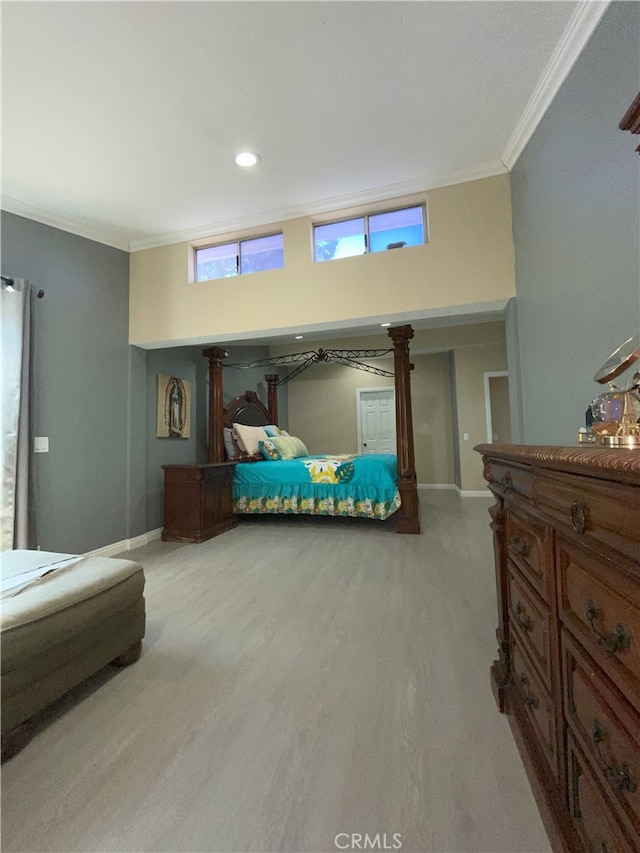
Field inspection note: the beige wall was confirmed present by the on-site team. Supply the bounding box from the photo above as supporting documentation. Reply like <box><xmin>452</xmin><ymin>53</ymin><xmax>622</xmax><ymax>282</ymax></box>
<box><xmin>129</xmin><ymin>174</ymin><xmax>515</xmax><ymax>347</ymax></box>
<box><xmin>275</xmin><ymin>322</ymin><xmax>506</xmax><ymax>490</ymax></box>
<box><xmin>286</xmin><ymin>362</ymin><xmax>393</xmax><ymax>456</ymax></box>
<box><xmin>269</xmin><ymin>322</ymin><xmax>509</xmax><ymax>361</ymax></box>
<box><xmin>285</xmin><ymin>353</ymin><xmax>455</xmax><ymax>486</ymax></box>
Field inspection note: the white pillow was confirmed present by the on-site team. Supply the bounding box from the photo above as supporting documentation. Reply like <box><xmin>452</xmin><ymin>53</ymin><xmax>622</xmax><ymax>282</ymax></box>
<box><xmin>232</xmin><ymin>422</ymin><xmax>268</xmax><ymax>456</ymax></box>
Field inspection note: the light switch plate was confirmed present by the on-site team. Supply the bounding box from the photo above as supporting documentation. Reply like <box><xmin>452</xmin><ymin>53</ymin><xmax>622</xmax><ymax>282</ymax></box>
<box><xmin>34</xmin><ymin>436</ymin><xmax>49</xmax><ymax>453</ymax></box>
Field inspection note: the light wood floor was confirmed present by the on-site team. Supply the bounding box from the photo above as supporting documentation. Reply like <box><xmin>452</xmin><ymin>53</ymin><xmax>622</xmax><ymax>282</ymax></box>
<box><xmin>1</xmin><ymin>492</ymin><xmax>552</xmax><ymax>853</ymax></box>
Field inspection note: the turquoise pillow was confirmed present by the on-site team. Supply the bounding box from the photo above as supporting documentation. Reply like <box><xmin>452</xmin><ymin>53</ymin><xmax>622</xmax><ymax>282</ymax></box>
<box><xmin>259</xmin><ymin>439</ymin><xmax>281</xmax><ymax>461</ymax></box>
<box><xmin>263</xmin><ymin>425</ymin><xmax>282</xmax><ymax>437</ymax></box>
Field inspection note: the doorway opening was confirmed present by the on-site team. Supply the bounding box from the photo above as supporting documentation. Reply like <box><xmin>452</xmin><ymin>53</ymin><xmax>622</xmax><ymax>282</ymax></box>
<box><xmin>483</xmin><ymin>371</ymin><xmax>511</xmax><ymax>443</ymax></box>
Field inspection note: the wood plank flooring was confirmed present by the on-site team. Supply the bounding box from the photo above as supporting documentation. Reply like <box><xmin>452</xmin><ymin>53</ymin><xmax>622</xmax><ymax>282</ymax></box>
<box><xmin>0</xmin><ymin>492</ymin><xmax>552</xmax><ymax>853</ymax></box>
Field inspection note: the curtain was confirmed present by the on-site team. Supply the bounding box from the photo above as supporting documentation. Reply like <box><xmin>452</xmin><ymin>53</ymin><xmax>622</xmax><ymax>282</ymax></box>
<box><xmin>1</xmin><ymin>279</ymin><xmax>37</xmax><ymax>551</ymax></box>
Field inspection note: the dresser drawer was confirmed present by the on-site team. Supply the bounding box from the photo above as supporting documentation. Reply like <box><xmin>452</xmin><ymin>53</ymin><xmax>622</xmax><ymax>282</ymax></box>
<box><xmin>563</xmin><ymin>630</ymin><xmax>640</xmax><ymax>839</ymax></box>
<box><xmin>505</xmin><ymin>508</ymin><xmax>549</xmax><ymax>600</ymax></box>
<box><xmin>511</xmin><ymin>641</ymin><xmax>558</xmax><ymax>779</ymax></box>
<box><xmin>508</xmin><ymin>566</ymin><xmax>552</xmax><ymax>687</ymax></box>
<box><xmin>568</xmin><ymin>735</ymin><xmax>637</xmax><ymax>853</ymax></box>
<box><xmin>484</xmin><ymin>459</ymin><xmax>535</xmax><ymax>499</ymax></box>
<box><xmin>557</xmin><ymin>535</ymin><xmax>640</xmax><ymax>709</ymax></box>
<box><xmin>536</xmin><ymin>470</ymin><xmax>640</xmax><ymax>562</ymax></box>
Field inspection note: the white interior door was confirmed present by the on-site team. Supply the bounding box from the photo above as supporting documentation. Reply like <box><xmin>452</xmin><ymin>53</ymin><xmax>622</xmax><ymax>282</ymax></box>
<box><xmin>357</xmin><ymin>388</ymin><xmax>396</xmax><ymax>454</ymax></box>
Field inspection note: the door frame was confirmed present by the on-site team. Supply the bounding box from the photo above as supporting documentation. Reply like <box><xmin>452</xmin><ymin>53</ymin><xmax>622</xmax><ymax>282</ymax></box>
<box><xmin>483</xmin><ymin>371</ymin><xmax>509</xmax><ymax>444</ymax></box>
<box><xmin>356</xmin><ymin>386</ymin><xmax>396</xmax><ymax>455</ymax></box>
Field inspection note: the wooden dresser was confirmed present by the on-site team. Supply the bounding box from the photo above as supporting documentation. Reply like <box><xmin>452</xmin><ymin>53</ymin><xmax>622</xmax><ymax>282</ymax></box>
<box><xmin>162</xmin><ymin>462</ymin><xmax>238</xmax><ymax>543</ymax></box>
<box><xmin>475</xmin><ymin>444</ymin><xmax>640</xmax><ymax>852</ymax></box>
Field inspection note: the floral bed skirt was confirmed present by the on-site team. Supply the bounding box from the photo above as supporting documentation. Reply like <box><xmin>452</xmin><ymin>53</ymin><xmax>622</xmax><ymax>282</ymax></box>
<box><xmin>234</xmin><ymin>486</ymin><xmax>401</xmax><ymax>520</ymax></box>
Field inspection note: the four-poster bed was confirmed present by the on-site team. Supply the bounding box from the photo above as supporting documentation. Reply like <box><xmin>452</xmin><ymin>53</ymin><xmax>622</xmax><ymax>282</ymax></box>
<box><xmin>162</xmin><ymin>325</ymin><xmax>420</xmax><ymax>540</ymax></box>
<box><xmin>214</xmin><ymin>325</ymin><xmax>419</xmax><ymax>531</ymax></box>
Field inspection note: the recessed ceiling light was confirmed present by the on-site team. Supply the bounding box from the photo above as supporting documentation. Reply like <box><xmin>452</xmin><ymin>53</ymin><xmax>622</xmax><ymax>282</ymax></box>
<box><xmin>234</xmin><ymin>152</ymin><xmax>261</xmax><ymax>167</ymax></box>
<box><xmin>294</xmin><ymin>335</ymin><xmax>304</xmax><ymax>340</ymax></box>
<box><xmin>381</xmin><ymin>322</ymin><xmax>391</xmax><ymax>327</ymax></box>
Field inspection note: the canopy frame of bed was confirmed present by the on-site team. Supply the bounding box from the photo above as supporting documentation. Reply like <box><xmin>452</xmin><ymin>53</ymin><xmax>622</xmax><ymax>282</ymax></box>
<box><xmin>202</xmin><ymin>324</ymin><xmax>420</xmax><ymax>534</ymax></box>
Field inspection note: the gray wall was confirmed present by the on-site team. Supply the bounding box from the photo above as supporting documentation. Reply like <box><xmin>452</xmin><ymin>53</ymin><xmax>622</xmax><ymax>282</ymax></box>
<box><xmin>504</xmin><ymin>297</ymin><xmax>524</xmax><ymax>444</ymax></box>
<box><xmin>224</xmin><ymin>345</ymin><xmax>289</xmax><ymax>430</ymax></box>
<box><xmin>145</xmin><ymin>347</ymin><xmax>201</xmax><ymax>532</ymax></box>
<box><xmin>1</xmin><ymin>211</ymin><xmax>147</xmax><ymax>553</ymax></box>
<box><xmin>0</xmin><ymin>211</ymin><xmax>291</xmax><ymax>545</ymax></box>
<box><xmin>511</xmin><ymin>1</ymin><xmax>640</xmax><ymax>445</ymax></box>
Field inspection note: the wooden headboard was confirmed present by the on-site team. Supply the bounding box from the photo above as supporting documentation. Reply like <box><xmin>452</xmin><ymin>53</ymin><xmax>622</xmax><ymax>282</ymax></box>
<box><xmin>223</xmin><ymin>390</ymin><xmax>271</xmax><ymax>428</ymax></box>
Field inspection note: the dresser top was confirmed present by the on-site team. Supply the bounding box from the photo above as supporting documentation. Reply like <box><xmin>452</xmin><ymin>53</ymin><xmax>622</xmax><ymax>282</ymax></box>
<box><xmin>475</xmin><ymin>444</ymin><xmax>640</xmax><ymax>484</ymax></box>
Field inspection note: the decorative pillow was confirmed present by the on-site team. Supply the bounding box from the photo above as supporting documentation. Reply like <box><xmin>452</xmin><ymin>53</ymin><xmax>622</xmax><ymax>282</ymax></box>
<box><xmin>268</xmin><ymin>435</ymin><xmax>309</xmax><ymax>460</ymax></box>
<box><xmin>259</xmin><ymin>439</ymin><xmax>281</xmax><ymax>461</ymax></box>
<box><xmin>232</xmin><ymin>422</ymin><xmax>269</xmax><ymax>456</ymax></box>
<box><xmin>264</xmin><ymin>425</ymin><xmax>284</xmax><ymax>437</ymax></box>
<box><xmin>223</xmin><ymin>427</ymin><xmax>241</xmax><ymax>460</ymax></box>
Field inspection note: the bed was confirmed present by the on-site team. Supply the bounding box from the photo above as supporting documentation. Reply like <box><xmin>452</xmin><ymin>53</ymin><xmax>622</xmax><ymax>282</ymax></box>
<box><xmin>221</xmin><ymin>387</ymin><xmax>401</xmax><ymax>520</ymax></box>
<box><xmin>234</xmin><ymin>451</ymin><xmax>401</xmax><ymax>520</ymax></box>
<box><xmin>200</xmin><ymin>326</ymin><xmax>421</xmax><ymax>533</ymax></box>
<box><xmin>1</xmin><ymin>549</ymin><xmax>145</xmax><ymax>759</ymax></box>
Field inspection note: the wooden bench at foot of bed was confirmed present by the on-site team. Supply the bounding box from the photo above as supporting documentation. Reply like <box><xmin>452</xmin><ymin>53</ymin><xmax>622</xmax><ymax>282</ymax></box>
<box><xmin>1</xmin><ymin>550</ymin><xmax>146</xmax><ymax>760</ymax></box>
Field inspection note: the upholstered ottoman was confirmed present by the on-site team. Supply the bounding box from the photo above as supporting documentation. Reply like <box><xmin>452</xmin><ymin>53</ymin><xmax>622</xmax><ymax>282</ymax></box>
<box><xmin>1</xmin><ymin>550</ymin><xmax>145</xmax><ymax>758</ymax></box>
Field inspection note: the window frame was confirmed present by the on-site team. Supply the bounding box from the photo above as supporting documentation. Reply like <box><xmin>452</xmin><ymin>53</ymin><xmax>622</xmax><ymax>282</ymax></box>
<box><xmin>312</xmin><ymin>203</ymin><xmax>426</xmax><ymax>263</ymax></box>
<box><xmin>194</xmin><ymin>231</ymin><xmax>284</xmax><ymax>282</ymax></box>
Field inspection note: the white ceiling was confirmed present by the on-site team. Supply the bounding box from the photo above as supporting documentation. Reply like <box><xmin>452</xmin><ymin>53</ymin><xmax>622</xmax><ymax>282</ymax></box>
<box><xmin>1</xmin><ymin>1</ymin><xmax>609</xmax><ymax>254</ymax></box>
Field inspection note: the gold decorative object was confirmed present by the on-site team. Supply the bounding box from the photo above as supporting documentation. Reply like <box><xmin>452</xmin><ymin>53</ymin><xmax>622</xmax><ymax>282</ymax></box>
<box><xmin>589</xmin><ymin>334</ymin><xmax>640</xmax><ymax>448</ymax></box>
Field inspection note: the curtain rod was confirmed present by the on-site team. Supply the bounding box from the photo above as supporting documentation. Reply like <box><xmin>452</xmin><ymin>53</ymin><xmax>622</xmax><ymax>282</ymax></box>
<box><xmin>1</xmin><ymin>275</ymin><xmax>45</xmax><ymax>298</ymax></box>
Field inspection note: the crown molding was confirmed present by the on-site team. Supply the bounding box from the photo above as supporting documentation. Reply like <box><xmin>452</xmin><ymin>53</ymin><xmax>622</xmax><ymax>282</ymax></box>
<box><xmin>501</xmin><ymin>0</ymin><xmax>610</xmax><ymax>170</ymax></box>
<box><xmin>128</xmin><ymin>160</ymin><xmax>507</xmax><ymax>252</ymax></box>
<box><xmin>3</xmin><ymin>161</ymin><xmax>507</xmax><ymax>255</ymax></box>
<box><xmin>0</xmin><ymin>195</ymin><xmax>131</xmax><ymax>251</ymax></box>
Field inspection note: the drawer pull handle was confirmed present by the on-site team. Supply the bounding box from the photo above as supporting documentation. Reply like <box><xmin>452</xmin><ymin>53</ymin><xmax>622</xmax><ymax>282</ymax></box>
<box><xmin>515</xmin><ymin>601</ymin><xmax>533</xmax><ymax>634</ymax></box>
<box><xmin>585</xmin><ymin>599</ymin><xmax>632</xmax><ymax>655</ymax></box>
<box><xmin>518</xmin><ymin>672</ymin><xmax>539</xmax><ymax>710</ymax></box>
<box><xmin>510</xmin><ymin>534</ymin><xmax>531</xmax><ymax>560</ymax></box>
<box><xmin>502</xmin><ymin>471</ymin><xmax>513</xmax><ymax>490</ymax></box>
<box><xmin>569</xmin><ymin>500</ymin><xmax>588</xmax><ymax>534</ymax></box>
<box><xmin>592</xmin><ymin>719</ymin><xmax>638</xmax><ymax>794</ymax></box>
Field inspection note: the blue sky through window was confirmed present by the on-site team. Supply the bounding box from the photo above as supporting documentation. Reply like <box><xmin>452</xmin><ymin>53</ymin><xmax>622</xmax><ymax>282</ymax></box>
<box><xmin>314</xmin><ymin>206</ymin><xmax>424</xmax><ymax>262</ymax></box>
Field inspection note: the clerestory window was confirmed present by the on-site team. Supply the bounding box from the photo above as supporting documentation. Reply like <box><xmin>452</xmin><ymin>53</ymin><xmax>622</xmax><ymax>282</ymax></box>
<box><xmin>195</xmin><ymin>233</ymin><xmax>284</xmax><ymax>281</ymax></box>
<box><xmin>313</xmin><ymin>205</ymin><xmax>425</xmax><ymax>263</ymax></box>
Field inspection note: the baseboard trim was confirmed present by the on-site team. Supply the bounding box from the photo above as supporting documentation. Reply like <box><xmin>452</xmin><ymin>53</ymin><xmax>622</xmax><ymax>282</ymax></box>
<box><xmin>417</xmin><ymin>483</ymin><xmax>458</xmax><ymax>490</ymax></box>
<box><xmin>85</xmin><ymin>528</ymin><xmax>163</xmax><ymax>558</ymax></box>
<box><xmin>417</xmin><ymin>483</ymin><xmax>491</xmax><ymax>497</ymax></box>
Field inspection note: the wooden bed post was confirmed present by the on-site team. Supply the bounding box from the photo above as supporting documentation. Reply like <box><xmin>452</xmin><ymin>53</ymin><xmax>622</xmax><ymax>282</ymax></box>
<box><xmin>388</xmin><ymin>325</ymin><xmax>421</xmax><ymax>534</ymax></box>
<box><xmin>265</xmin><ymin>374</ymin><xmax>280</xmax><ymax>425</ymax></box>
<box><xmin>202</xmin><ymin>346</ymin><xmax>228</xmax><ymax>463</ymax></box>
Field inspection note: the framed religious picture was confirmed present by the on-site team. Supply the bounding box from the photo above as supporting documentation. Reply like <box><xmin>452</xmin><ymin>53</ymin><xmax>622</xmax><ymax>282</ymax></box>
<box><xmin>157</xmin><ymin>373</ymin><xmax>191</xmax><ymax>438</ymax></box>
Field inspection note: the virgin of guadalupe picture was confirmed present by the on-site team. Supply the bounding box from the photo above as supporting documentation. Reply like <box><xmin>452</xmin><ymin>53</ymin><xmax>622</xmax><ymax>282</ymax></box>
<box><xmin>157</xmin><ymin>374</ymin><xmax>191</xmax><ymax>438</ymax></box>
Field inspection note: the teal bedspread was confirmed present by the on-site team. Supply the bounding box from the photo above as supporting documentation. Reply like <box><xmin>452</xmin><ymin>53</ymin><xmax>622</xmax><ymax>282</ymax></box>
<box><xmin>233</xmin><ymin>453</ymin><xmax>401</xmax><ymax>520</ymax></box>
